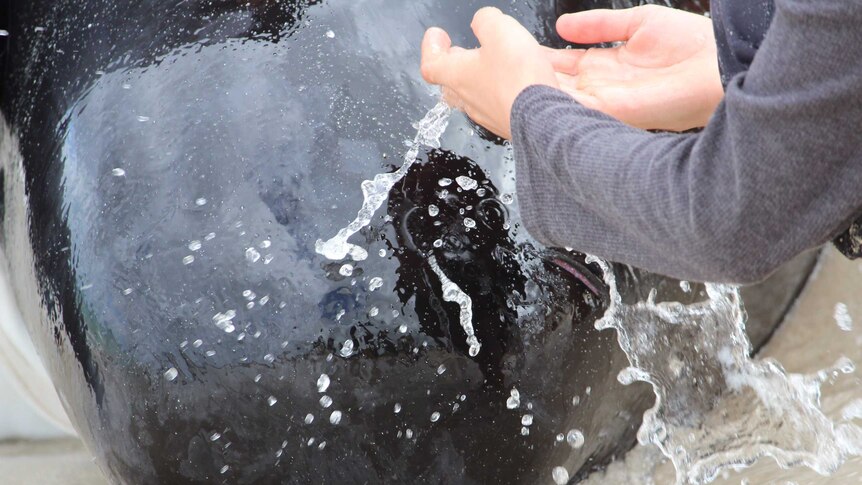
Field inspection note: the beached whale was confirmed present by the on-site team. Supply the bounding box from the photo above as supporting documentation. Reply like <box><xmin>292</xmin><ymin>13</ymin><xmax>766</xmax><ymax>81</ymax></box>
<box><xmin>0</xmin><ymin>0</ymin><xmax>813</xmax><ymax>483</ymax></box>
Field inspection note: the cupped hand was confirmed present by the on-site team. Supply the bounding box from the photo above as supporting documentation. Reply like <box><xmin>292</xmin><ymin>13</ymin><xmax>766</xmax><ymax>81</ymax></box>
<box><xmin>548</xmin><ymin>5</ymin><xmax>724</xmax><ymax>131</ymax></box>
<box><xmin>420</xmin><ymin>7</ymin><xmax>559</xmax><ymax>140</ymax></box>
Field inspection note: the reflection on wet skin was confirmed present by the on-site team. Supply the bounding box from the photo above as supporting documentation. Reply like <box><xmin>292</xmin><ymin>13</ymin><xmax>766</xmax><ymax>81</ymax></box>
<box><xmin>2</xmin><ymin>0</ymin><xmax>822</xmax><ymax>484</ymax></box>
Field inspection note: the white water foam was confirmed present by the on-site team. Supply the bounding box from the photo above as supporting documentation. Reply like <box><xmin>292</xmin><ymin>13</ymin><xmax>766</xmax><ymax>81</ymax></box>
<box><xmin>427</xmin><ymin>255</ymin><xmax>481</xmax><ymax>357</ymax></box>
<box><xmin>588</xmin><ymin>256</ymin><xmax>862</xmax><ymax>485</ymax></box>
<box><xmin>315</xmin><ymin>102</ymin><xmax>452</xmax><ymax>262</ymax></box>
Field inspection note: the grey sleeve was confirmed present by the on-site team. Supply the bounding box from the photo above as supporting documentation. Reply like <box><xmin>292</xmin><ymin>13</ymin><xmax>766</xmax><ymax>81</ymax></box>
<box><xmin>511</xmin><ymin>0</ymin><xmax>862</xmax><ymax>284</ymax></box>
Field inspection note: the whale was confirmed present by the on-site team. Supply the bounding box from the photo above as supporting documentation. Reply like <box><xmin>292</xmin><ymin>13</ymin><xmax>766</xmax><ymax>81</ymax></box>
<box><xmin>0</xmin><ymin>0</ymin><xmax>815</xmax><ymax>483</ymax></box>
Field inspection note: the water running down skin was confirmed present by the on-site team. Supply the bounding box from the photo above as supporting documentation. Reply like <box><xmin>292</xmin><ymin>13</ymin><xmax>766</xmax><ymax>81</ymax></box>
<box><xmin>314</xmin><ymin>100</ymin><xmax>483</xmax><ymax>356</ymax></box>
<box><xmin>314</xmin><ymin>101</ymin><xmax>452</xmax><ymax>262</ymax></box>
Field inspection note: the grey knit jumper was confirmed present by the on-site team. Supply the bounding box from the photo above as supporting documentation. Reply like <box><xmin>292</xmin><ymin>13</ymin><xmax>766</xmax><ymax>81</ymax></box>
<box><xmin>511</xmin><ymin>0</ymin><xmax>862</xmax><ymax>284</ymax></box>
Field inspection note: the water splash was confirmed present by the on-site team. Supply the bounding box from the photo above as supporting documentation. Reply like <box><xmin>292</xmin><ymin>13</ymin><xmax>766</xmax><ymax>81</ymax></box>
<box><xmin>588</xmin><ymin>256</ymin><xmax>862</xmax><ymax>484</ymax></box>
<box><xmin>427</xmin><ymin>255</ymin><xmax>481</xmax><ymax>357</ymax></box>
<box><xmin>315</xmin><ymin>102</ymin><xmax>451</xmax><ymax>262</ymax></box>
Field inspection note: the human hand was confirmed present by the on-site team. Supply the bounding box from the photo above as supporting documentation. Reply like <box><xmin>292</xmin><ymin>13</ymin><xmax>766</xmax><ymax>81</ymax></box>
<box><xmin>420</xmin><ymin>7</ymin><xmax>559</xmax><ymax>140</ymax></box>
<box><xmin>548</xmin><ymin>5</ymin><xmax>724</xmax><ymax>131</ymax></box>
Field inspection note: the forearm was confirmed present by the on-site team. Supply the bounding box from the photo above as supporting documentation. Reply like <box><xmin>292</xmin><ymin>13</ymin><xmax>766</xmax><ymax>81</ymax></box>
<box><xmin>511</xmin><ymin>0</ymin><xmax>862</xmax><ymax>283</ymax></box>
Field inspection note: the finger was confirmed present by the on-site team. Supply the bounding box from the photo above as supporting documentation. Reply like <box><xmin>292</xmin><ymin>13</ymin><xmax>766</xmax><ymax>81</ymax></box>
<box><xmin>471</xmin><ymin>7</ymin><xmax>536</xmax><ymax>47</ymax></box>
<box><xmin>556</xmin><ymin>6</ymin><xmax>652</xmax><ymax>45</ymax></box>
<box><xmin>542</xmin><ymin>46</ymin><xmax>587</xmax><ymax>75</ymax></box>
<box><xmin>420</xmin><ymin>27</ymin><xmax>476</xmax><ymax>86</ymax></box>
<box><xmin>470</xmin><ymin>7</ymin><xmax>506</xmax><ymax>45</ymax></box>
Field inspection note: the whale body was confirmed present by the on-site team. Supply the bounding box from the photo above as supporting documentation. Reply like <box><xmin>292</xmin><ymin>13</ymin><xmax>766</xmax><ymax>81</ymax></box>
<box><xmin>0</xmin><ymin>1</ymin><xmax>814</xmax><ymax>483</ymax></box>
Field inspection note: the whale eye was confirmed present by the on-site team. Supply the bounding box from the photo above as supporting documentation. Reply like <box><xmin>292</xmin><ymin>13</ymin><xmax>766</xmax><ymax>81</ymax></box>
<box><xmin>475</xmin><ymin>197</ymin><xmax>507</xmax><ymax>231</ymax></box>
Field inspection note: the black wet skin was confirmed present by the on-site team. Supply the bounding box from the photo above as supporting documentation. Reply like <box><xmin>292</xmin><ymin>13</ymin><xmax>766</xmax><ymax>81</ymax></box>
<box><xmin>0</xmin><ymin>1</ymin><xmax>809</xmax><ymax>484</ymax></box>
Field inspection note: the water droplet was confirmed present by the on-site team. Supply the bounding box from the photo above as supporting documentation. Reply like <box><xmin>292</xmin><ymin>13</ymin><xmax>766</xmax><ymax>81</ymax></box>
<box><xmin>368</xmin><ymin>306</ymin><xmax>379</xmax><ymax>317</ymax></box>
<box><xmin>437</xmin><ymin>364</ymin><xmax>446</xmax><ymax>375</ymax></box>
<box><xmin>319</xmin><ymin>395</ymin><xmax>333</xmax><ymax>408</ymax></box>
<box><xmin>521</xmin><ymin>426</ymin><xmax>530</xmax><ymax>436</ymax></box>
<box><xmin>521</xmin><ymin>414</ymin><xmax>533</xmax><ymax>426</ymax></box>
<box><xmin>433</xmin><ymin>239</ymin><xmax>443</xmax><ymax>248</ymax></box>
<box><xmin>318</xmin><ymin>441</ymin><xmax>326</xmax><ymax>450</ymax></box>
<box><xmin>506</xmin><ymin>388</ymin><xmax>520</xmax><ymax>409</ymax></box>
<box><xmin>500</xmin><ymin>193</ymin><xmax>514</xmax><ymax>205</ymax></box>
<box><xmin>455</xmin><ymin>176</ymin><xmax>478</xmax><ymax>191</ymax></box>
<box><xmin>254</xmin><ymin>374</ymin><xmax>262</xmax><ymax>383</ymax></box>
<box><xmin>210</xmin><ymin>432</ymin><xmax>221</xmax><ymax>441</ymax></box>
<box><xmin>368</xmin><ymin>277</ymin><xmax>384</xmax><ymax>291</ymax></box>
<box><xmin>188</xmin><ymin>240</ymin><xmax>202</xmax><ymax>251</ymax></box>
<box><xmin>195</xmin><ymin>197</ymin><xmax>207</xmax><ymax>206</ymax></box>
<box><xmin>552</xmin><ymin>466</ymin><xmax>570</xmax><ymax>485</ymax></box>
<box><xmin>330</xmin><ymin>410</ymin><xmax>342</xmax><ymax>425</ymax></box>
<box><xmin>317</xmin><ymin>374</ymin><xmax>330</xmax><ymax>393</ymax></box>
<box><xmin>438</xmin><ymin>178</ymin><xmax>452</xmax><ymax>187</ymax></box>
<box><xmin>121</xmin><ymin>82</ymin><xmax>131</xmax><ymax>89</ymax></box>
<box><xmin>264</xmin><ymin>353</ymin><xmax>275</xmax><ymax>364</ymax></box>
<box><xmin>112</xmin><ymin>168</ymin><xmax>126</xmax><ymax>177</ymax></box>
<box><xmin>205</xmin><ymin>350</ymin><xmax>216</xmax><ymax>357</ymax></box>
<box><xmin>340</xmin><ymin>339</ymin><xmax>355</xmax><ymax>358</ymax></box>
<box><xmin>220</xmin><ymin>465</ymin><xmax>229</xmax><ymax>475</ymax></box>
<box><xmin>192</xmin><ymin>339</ymin><xmax>203</xmax><ymax>348</ymax></box>
<box><xmin>243</xmin><ymin>290</ymin><xmax>256</xmax><ymax>301</ymax></box>
<box><xmin>325</xmin><ymin>30</ymin><xmax>335</xmax><ymax>38</ymax></box>
<box><xmin>260</xmin><ymin>240</ymin><xmax>271</xmax><ymax>249</ymax></box>
<box><xmin>463</xmin><ymin>218</ymin><xmax>476</xmax><ymax>229</ymax></box>
<box><xmin>394</xmin><ymin>403</ymin><xmax>402</xmax><ymax>413</ymax></box>
<box><xmin>476</xmin><ymin>188</ymin><xmax>487</xmax><ymax>196</ymax></box>
<box><xmin>339</xmin><ymin>264</ymin><xmax>354</xmax><ymax>277</ymax></box>
<box><xmin>430</xmin><ymin>412</ymin><xmax>440</xmax><ymax>423</ymax></box>
<box><xmin>245</xmin><ymin>247</ymin><xmax>261</xmax><ymax>263</ymax></box>
<box><xmin>182</xmin><ymin>255</ymin><xmax>195</xmax><ymax>265</ymax></box>
<box><xmin>212</xmin><ymin>311</ymin><xmax>236</xmax><ymax>333</ymax></box>
<box><xmin>680</xmin><ymin>280</ymin><xmax>692</xmax><ymax>293</ymax></box>
<box><xmin>164</xmin><ymin>367</ymin><xmax>178</xmax><ymax>381</ymax></box>
<box><xmin>205</xmin><ymin>232</ymin><xmax>216</xmax><ymax>241</ymax></box>
<box><xmin>378</xmin><ymin>249</ymin><xmax>387</xmax><ymax>257</ymax></box>
<box><xmin>405</xmin><ymin>429</ymin><xmax>413</xmax><ymax>439</ymax></box>
<box><xmin>136</xmin><ymin>115</ymin><xmax>150</xmax><ymax>122</ymax></box>
<box><xmin>304</xmin><ymin>413</ymin><xmax>314</xmax><ymax>424</ymax></box>
<box><xmin>835</xmin><ymin>303</ymin><xmax>853</xmax><ymax>331</ymax></box>
<box><xmin>428</xmin><ymin>205</ymin><xmax>439</xmax><ymax>217</ymax></box>
<box><xmin>398</xmin><ymin>324</ymin><xmax>408</xmax><ymax>334</ymax></box>
<box><xmin>556</xmin><ymin>433</ymin><xmax>564</xmax><ymax>442</ymax></box>
<box><xmin>566</xmin><ymin>429</ymin><xmax>584</xmax><ymax>448</ymax></box>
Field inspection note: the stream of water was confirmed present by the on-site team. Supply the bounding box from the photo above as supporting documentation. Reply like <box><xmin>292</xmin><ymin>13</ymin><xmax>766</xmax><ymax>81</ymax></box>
<box><xmin>314</xmin><ymin>101</ymin><xmax>483</xmax><ymax>356</ymax></box>
<box><xmin>314</xmin><ymin>102</ymin><xmax>451</xmax><ymax>262</ymax></box>
<box><xmin>588</xmin><ymin>256</ymin><xmax>862</xmax><ymax>484</ymax></box>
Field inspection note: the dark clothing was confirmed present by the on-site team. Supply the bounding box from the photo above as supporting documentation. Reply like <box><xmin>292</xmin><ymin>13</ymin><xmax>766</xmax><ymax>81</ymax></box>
<box><xmin>711</xmin><ymin>0</ymin><xmax>775</xmax><ymax>86</ymax></box>
<box><xmin>511</xmin><ymin>0</ymin><xmax>862</xmax><ymax>283</ymax></box>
